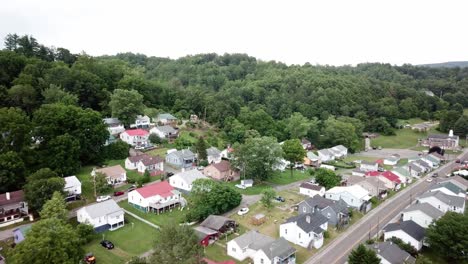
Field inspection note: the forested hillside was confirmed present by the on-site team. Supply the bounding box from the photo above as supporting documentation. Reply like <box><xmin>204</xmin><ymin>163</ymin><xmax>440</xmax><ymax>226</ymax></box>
<box><xmin>1</xmin><ymin>33</ymin><xmax>467</xmax><ymax>193</ymax></box>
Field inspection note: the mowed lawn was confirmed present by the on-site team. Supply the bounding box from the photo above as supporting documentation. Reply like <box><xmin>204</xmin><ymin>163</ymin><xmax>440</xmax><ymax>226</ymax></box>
<box><xmin>83</xmin><ymin>215</ymin><xmax>158</xmax><ymax>264</ymax></box>
<box><xmin>371</xmin><ymin>128</ymin><xmax>429</xmax><ymax>149</ymax></box>
<box><xmin>119</xmin><ymin>201</ymin><xmax>188</xmax><ymax>227</ymax></box>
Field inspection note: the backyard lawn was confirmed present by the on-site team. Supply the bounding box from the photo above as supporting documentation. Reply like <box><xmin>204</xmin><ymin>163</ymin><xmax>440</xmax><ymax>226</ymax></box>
<box><xmin>84</xmin><ymin>215</ymin><xmax>158</xmax><ymax>263</ymax></box>
<box><xmin>371</xmin><ymin>128</ymin><xmax>429</xmax><ymax>149</ymax></box>
<box><xmin>83</xmin><ymin>215</ymin><xmax>158</xmax><ymax>264</ymax></box>
<box><xmin>268</xmin><ymin>170</ymin><xmax>312</xmax><ymax>185</ymax></box>
<box><xmin>119</xmin><ymin>201</ymin><xmax>188</xmax><ymax>227</ymax></box>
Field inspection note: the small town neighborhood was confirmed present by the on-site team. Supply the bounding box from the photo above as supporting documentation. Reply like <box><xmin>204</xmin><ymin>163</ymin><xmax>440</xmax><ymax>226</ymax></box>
<box><xmin>1</xmin><ymin>111</ymin><xmax>467</xmax><ymax>264</ymax></box>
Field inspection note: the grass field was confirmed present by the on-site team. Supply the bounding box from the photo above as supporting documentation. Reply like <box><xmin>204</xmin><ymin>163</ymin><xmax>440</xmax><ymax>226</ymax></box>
<box><xmin>83</xmin><ymin>215</ymin><xmax>158</xmax><ymax>264</ymax></box>
<box><xmin>371</xmin><ymin>128</ymin><xmax>429</xmax><ymax>149</ymax></box>
<box><xmin>119</xmin><ymin>201</ymin><xmax>187</xmax><ymax>227</ymax></box>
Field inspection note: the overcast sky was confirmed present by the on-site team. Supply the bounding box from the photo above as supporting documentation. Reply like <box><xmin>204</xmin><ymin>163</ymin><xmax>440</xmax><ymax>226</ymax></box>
<box><xmin>1</xmin><ymin>0</ymin><xmax>467</xmax><ymax>66</ymax></box>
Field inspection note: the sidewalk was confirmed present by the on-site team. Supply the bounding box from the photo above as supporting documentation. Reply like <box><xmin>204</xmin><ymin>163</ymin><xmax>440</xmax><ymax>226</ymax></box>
<box><xmin>122</xmin><ymin>209</ymin><xmax>160</xmax><ymax>229</ymax></box>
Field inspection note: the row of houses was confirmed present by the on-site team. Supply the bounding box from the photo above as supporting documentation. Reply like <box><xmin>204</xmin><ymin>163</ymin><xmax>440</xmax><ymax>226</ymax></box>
<box><xmin>103</xmin><ymin>113</ymin><xmax>178</xmax><ymax>135</ymax></box>
<box><xmin>382</xmin><ymin>176</ymin><xmax>467</xmax><ymax>252</ymax></box>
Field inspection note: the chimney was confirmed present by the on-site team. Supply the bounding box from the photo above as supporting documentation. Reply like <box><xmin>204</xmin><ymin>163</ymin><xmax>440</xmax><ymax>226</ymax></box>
<box><xmin>449</xmin><ymin>130</ymin><xmax>454</xmax><ymax>137</ymax></box>
<box><xmin>306</xmin><ymin>215</ymin><xmax>311</xmax><ymax>223</ymax></box>
<box><xmin>6</xmin><ymin>192</ymin><xmax>10</xmax><ymax>200</ymax></box>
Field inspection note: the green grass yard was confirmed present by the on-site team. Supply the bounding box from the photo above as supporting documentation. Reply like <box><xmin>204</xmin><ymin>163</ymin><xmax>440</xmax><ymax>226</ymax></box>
<box><xmin>119</xmin><ymin>201</ymin><xmax>188</xmax><ymax>227</ymax></box>
<box><xmin>83</xmin><ymin>215</ymin><xmax>158</xmax><ymax>264</ymax></box>
<box><xmin>371</xmin><ymin>128</ymin><xmax>429</xmax><ymax>149</ymax></box>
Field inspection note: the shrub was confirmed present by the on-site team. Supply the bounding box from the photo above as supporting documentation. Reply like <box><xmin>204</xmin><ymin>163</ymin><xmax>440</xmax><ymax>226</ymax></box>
<box><xmin>149</xmin><ymin>133</ymin><xmax>162</xmax><ymax>144</ymax></box>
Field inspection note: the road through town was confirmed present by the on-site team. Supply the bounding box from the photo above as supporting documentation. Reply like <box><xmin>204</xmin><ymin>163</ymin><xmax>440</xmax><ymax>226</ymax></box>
<box><xmin>305</xmin><ymin>149</ymin><xmax>468</xmax><ymax>264</ymax></box>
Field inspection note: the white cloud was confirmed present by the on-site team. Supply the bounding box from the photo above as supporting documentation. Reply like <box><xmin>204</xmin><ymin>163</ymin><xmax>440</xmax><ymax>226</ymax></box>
<box><xmin>1</xmin><ymin>0</ymin><xmax>467</xmax><ymax>65</ymax></box>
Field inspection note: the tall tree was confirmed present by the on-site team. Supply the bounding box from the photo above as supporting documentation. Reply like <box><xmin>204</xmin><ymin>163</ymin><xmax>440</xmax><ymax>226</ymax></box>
<box><xmin>261</xmin><ymin>188</ymin><xmax>276</xmax><ymax>210</ymax></box>
<box><xmin>8</xmin><ymin>218</ymin><xmax>83</xmax><ymax>264</ymax></box>
<box><xmin>426</xmin><ymin>212</ymin><xmax>468</xmax><ymax>262</ymax></box>
<box><xmin>282</xmin><ymin>139</ymin><xmax>306</xmax><ymax>177</ymax></box>
<box><xmin>231</xmin><ymin>136</ymin><xmax>283</xmax><ymax>181</ymax></box>
<box><xmin>40</xmin><ymin>191</ymin><xmax>68</xmax><ymax>221</ymax></box>
<box><xmin>195</xmin><ymin>137</ymin><xmax>208</xmax><ymax>161</ymax></box>
<box><xmin>439</xmin><ymin>110</ymin><xmax>462</xmax><ymax>133</ymax></box>
<box><xmin>24</xmin><ymin>168</ymin><xmax>65</xmax><ymax>212</ymax></box>
<box><xmin>286</xmin><ymin>112</ymin><xmax>313</xmax><ymax>139</ymax></box>
<box><xmin>0</xmin><ymin>151</ymin><xmax>26</xmax><ymax>193</ymax></box>
<box><xmin>41</xmin><ymin>84</ymin><xmax>78</xmax><ymax>105</ymax></box>
<box><xmin>149</xmin><ymin>224</ymin><xmax>204</xmax><ymax>264</ymax></box>
<box><xmin>453</xmin><ymin>115</ymin><xmax>468</xmax><ymax>137</ymax></box>
<box><xmin>45</xmin><ymin>134</ymin><xmax>81</xmax><ymax>176</ymax></box>
<box><xmin>7</xmin><ymin>84</ymin><xmax>38</xmax><ymax>113</ymax></box>
<box><xmin>322</xmin><ymin>117</ymin><xmax>361</xmax><ymax>152</ymax></box>
<box><xmin>311</xmin><ymin>168</ymin><xmax>341</xmax><ymax>189</ymax></box>
<box><xmin>348</xmin><ymin>244</ymin><xmax>380</xmax><ymax>264</ymax></box>
<box><xmin>0</xmin><ymin>107</ymin><xmax>31</xmax><ymax>152</ymax></box>
<box><xmin>108</xmin><ymin>89</ymin><xmax>145</xmax><ymax>127</ymax></box>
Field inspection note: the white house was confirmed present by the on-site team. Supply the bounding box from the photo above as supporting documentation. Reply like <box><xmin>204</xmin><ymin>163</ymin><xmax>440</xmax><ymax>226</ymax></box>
<box><xmin>102</xmin><ymin>118</ymin><xmax>125</xmax><ymax>135</ymax></box>
<box><xmin>64</xmin><ymin>176</ymin><xmax>81</xmax><ymax>196</ymax></box>
<box><xmin>120</xmin><ymin>129</ymin><xmax>149</xmax><ymax>147</ymax></box>
<box><xmin>325</xmin><ymin>185</ymin><xmax>371</xmax><ymax>209</ymax></box>
<box><xmin>279</xmin><ymin>213</ymin><xmax>328</xmax><ymax>249</ymax></box>
<box><xmin>401</xmin><ymin>203</ymin><xmax>443</xmax><ymax>228</ymax></box>
<box><xmin>416</xmin><ymin>191</ymin><xmax>465</xmax><ymax>213</ymax></box>
<box><xmin>136</xmin><ymin>156</ymin><xmax>164</xmax><ymax>174</ymax></box>
<box><xmin>149</xmin><ymin>125</ymin><xmax>177</xmax><ymax>139</ymax></box>
<box><xmin>129</xmin><ymin>115</ymin><xmax>151</xmax><ymax>128</ymax></box>
<box><xmin>318</xmin><ymin>149</ymin><xmax>334</xmax><ymax>162</ymax></box>
<box><xmin>383</xmin><ymin>220</ymin><xmax>426</xmax><ymax>250</ymax></box>
<box><xmin>360</xmin><ymin>161</ymin><xmax>379</xmax><ymax>172</ymax></box>
<box><xmin>428</xmin><ymin>181</ymin><xmax>466</xmax><ymax>198</ymax></box>
<box><xmin>273</xmin><ymin>159</ymin><xmax>290</xmax><ymax>172</ymax></box>
<box><xmin>367</xmin><ymin>242</ymin><xmax>416</xmax><ymax>264</ymax></box>
<box><xmin>299</xmin><ymin>182</ymin><xmax>325</xmax><ymax>197</ymax></box>
<box><xmin>77</xmin><ymin>200</ymin><xmax>124</xmax><ymax>232</ymax></box>
<box><xmin>227</xmin><ymin>230</ymin><xmax>296</xmax><ymax>264</ymax></box>
<box><xmin>169</xmin><ymin>170</ymin><xmax>208</xmax><ymax>192</ymax></box>
<box><xmin>154</xmin><ymin>113</ymin><xmax>178</xmax><ymax>125</ymax></box>
<box><xmin>241</xmin><ymin>179</ymin><xmax>254</xmax><ymax>187</ymax></box>
<box><xmin>128</xmin><ymin>181</ymin><xmax>181</xmax><ymax>213</ymax></box>
<box><xmin>383</xmin><ymin>154</ymin><xmax>400</xmax><ymax>166</ymax></box>
<box><xmin>206</xmin><ymin>147</ymin><xmax>222</xmax><ymax>164</ymax></box>
<box><xmin>406</xmin><ymin>163</ymin><xmax>423</xmax><ymax>178</ymax></box>
<box><xmin>331</xmin><ymin>145</ymin><xmax>348</xmax><ymax>158</ymax></box>
<box><xmin>92</xmin><ymin>165</ymin><xmax>127</xmax><ymax>185</ymax></box>
<box><xmin>320</xmin><ymin>164</ymin><xmax>336</xmax><ymax>171</ymax></box>
<box><xmin>392</xmin><ymin>167</ymin><xmax>412</xmax><ymax>184</ymax></box>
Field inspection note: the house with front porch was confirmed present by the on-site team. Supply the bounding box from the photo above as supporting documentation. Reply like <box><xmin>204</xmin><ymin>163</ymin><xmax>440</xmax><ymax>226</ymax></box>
<box><xmin>206</xmin><ymin>147</ymin><xmax>222</xmax><ymax>164</ymax></box>
<box><xmin>0</xmin><ymin>190</ymin><xmax>29</xmax><ymax>228</ymax></box>
<box><xmin>120</xmin><ymin>129</ymin><xmax>149</xmax><ymax>147</ymax></box>
<box><xmin>128</xmin><ymin>181</ymin><xmax>181</xmax><ymax>214</ymax></box>
<box><xmin>136</xmin><ymin>155</ymin><xmax>164</xmax><ymax>174</ymax></box>
<box><xmin>416</xmin><ymin>191</ymin><xmax>465</xmax><ymax>213</ymax></box>
<box><xmin>92</xmin><ymin>165</ymin><xmax>127</xmax><ymax>185</ymax></box>
<box><xmin>165</xmin><ymin>149</ymin><xmax>196</xmax><ymax>169</ymax></box>
<box><xmin>298</xmin><ymin>195</ymin><xmax>349</xmax><ymax>227</ymax></box>
<box><xmin>325</xmin><ymin>185</ymin><xmax>372</xmax><ymax>211</ymax></box>
<box><xmin>154</xmin><ymin>113</ymin><xmax>178</xmax><ymax>125</ymax></box>
<box><xmin>149</xmin><ymin>125</ymin><xmax>178</xmax><ymax>140</ymax></box>
<box><xmin>77</xmin><ymin>199</ymin><xmax>124</xmax><ymax>232</ymax></box>
<box><xmin>129</xmin><ymin>115</ymin><xmax>151</xmax><ymax>129</ymax></box>
<box><xmin>280</xmin><ymin>213</ymin><xmax>328</xmax><ymax>249</ymax></box>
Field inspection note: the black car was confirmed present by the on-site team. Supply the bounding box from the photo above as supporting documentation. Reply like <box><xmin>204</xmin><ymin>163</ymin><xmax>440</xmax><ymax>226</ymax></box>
<box><xmin>100</xmin><ymin>240</ymin><xmax>114</xmax><ymax>249</ymax></box>
<box><xmin>432</xmin><ymin>173</ymin><xmax>439</xmax><ymax>178</ymax></box>
<box><xmin>274</xmin><ymin>196</ymin><xmax>285</xmax><ymax>202</ymax></box>
<box><xmin>166</xmin><ymin>172</ymin><xmax>174</xmax><ymax>177</ymax></box>
<box><xmin>127</xmin><ymin>185</ymin><xmax>137</xmax><ymax>192</ymax></box>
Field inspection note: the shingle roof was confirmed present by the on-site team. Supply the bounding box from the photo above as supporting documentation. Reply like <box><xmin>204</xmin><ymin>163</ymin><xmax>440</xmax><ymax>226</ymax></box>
<box><xmin>332</xmin><ymin>145</ymin><xmax>347</xmax><ymax>152</ymax></box>
<box><xmin>127</xmin><ymin>154</ymin><xmax>148</xmax><ymax>163</ymax></box>
<box><xmin>326</xmin><ymin>185</ymin><xmax>370</xmax><ymax>200</ymax></box>
<box><xmin>367</xmin><ymin>242</ymin><xmax>416</xmax><ymax>264</ymax></box>
<box><xmin>157</xmin><ymin>113</ymin><xmax>177</xmax><ymax>120</ymax></box>
<box><xmin>140</xmin><ymin>155</ymin><xmax>164</xmax><ymax>166</ymax></box>
<box><xmin>64</xmin><ymin>176</ymin><xmax>81</xmax><ymax>189</ymax></box>
<box><xmin>408</xmin><ymin>163</ymin><xmax>422</xmax><ymax>172</ymax></box>
<box><xmin>210</xmin><ymin>160</ymin><xmax>231</xmax><ymax>172</ymax></box>
<box><xmin>0</xmin><ymin>190</ymin><xmax>25</xmax><ymax>207</ymax></box>
<box><xmin>81</xmin><ymin>199</ymin><xmax>124</xmax><ymax>219</ymax></box>
<box><xmin>301</xmin><ymin>195</ymin><xmax>334</xmax><ymax>210</ymax></box>
<box><xmin>231</xmin><ymin>230</ymin><xmax>274</xmax><ymax>250</ymax></box>
<box><xmin>124</xmin><ymin>129</ymin><xmax>149</xmax><ymax>136</ymax></box>
<box><xmin>284</xmin><ymin>212</ymin><xmax>328</xmax><ymax>234</ymax></box>
<box><xmin>172</xmin><ymin>170</ymin><xmax>207</xmax><ymax>185</ymax></box>
<box><xmin>95</xmin><ymin>165</ymin><xmax>126</xmax><ymax>180</ymax></box>
<box><xmin>168</xmin><ymin>149</ymin><xmax>195</xmax><ymax>159</ymax></box>
<box><xmin>402</xmin><ymin>203</ymin><xmax>444</xmax><ymax>220</ymax></box>
<box><xmin>440</xmin><ymin>176</ymin><xmax>468</xmax><ymax>190</ymax></box>
<box><xmin>318</xmin><ymin>149</ymin><xmax>333</xmax><ymax>156</ymax></box>
<box><xmin>206</xmin><ymin>147</ymin><xmax>221</xmax><ymax>157</ymax></box>
<box><xmin>430</xmin><ymin>181</ymin><xmax>466</xmax><ymax>195</ymax></box>
<box><xmin>393</xmin><ymin>167</ymin><xmax>410</xmax><ymax>177</ymax></box>
<box><xmin>299</xmin><ymin>182</ymin><xmax>324</xmax><ymax>191</ymax></box>
<box><xmin>154</xmin><ymin>125</ymin><xmax>176</xmax><ymax>134</ymax></box>
<box><xmin>258</xmin><ymin>237</ymin><xmax>296</xmax><ymax>261</ymax></box>
<box><xmin>418</xmin><ymin>191</ymin><xmax>465</xmax><ymax>208</ymax></box>
<box><xmin>384</xmin><ymin>220</ymin><xmax>425</xmax><ymax>241</ymax></box>
<box><xmin>307</xmin><ymin>152</ymin><xmax>320</xmax><ymax>161</ymax></box>
<box><xmin>200</xmin><ymin>215</ymin><xmax>234</xmax><ymax>231</ymax></box>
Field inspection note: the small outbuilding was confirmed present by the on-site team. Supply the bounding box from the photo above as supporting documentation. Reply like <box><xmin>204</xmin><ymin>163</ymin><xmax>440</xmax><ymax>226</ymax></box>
<box><xmin>251</xmin><ymin>213</ymin><xmax>266</xmax><ymax>226</ymax></box>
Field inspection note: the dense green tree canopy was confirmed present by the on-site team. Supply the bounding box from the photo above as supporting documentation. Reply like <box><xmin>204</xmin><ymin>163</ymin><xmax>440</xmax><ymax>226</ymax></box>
<box><xmin>24</xmin><ymin>168</ymin><xmax>65</xmax><ymax>212</ymax></box>
<box><xmin>40</xmin><ymin>191</ymin><xmax>68</xmax><ymax>221</ymax></box>
<box><xmin>311</xmin><ymin>168</ymin><xmax>341</xmax><ymax>189</ymax></box>
<box><xmin>348</xmin><ymin>244</ymin><xmax>380</xmax><ymax>264</ymax></box>
<box><xmin>108</xmin><ymin>88</ymin><xmax>145</xmax><ymax>126</ymax></box>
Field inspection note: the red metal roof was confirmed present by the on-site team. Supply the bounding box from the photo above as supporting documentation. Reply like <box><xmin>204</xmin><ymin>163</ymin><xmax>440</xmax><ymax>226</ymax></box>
<box><xmin>365</xmin><ymin>171</ymin><xmax>381</xmax><ymax>177</ymax></box>
<box><xmin>124</xmin><ymin>129</ymin><xmax>149</xmax><ymax>136</ymax></box>
<box><xmin>136</xmin><ymin>181</ymin><xmax>174</xmax><ymax>198</ymax></box>
<box><xmin>381</xmin><ymin>171</ymin><xmax>401</xmax><ymax>183</ymax></box>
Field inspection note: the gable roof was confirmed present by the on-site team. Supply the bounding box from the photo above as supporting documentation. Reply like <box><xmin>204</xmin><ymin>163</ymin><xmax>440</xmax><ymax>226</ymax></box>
<box><xmin>0</xmin><ymin>190</ymin><xmax>25</xmax><ymax>207</ymax></box>
<box><xmin>258</xmin><ymin>237</ymin><xmax>296</xmax><ymax>261</ymax></box>
<box><xmin>428</xmin><ymin>134</ymin><xmax>459</xmax><ymax>140</ymax></box>
<box><xmin>393</xmin><ymin>167</ymin><xmax>410</xmax><ymax>177</ymax></box>
<box><xmin>172</xmin><ymin>170</ymin><xmax>207</xmax><ymax>185</ymax></box>
<box><xmin>95</xmin><ymin>165</ymin><xmax>126</xmax><ymax>179</ymax></box>
<box><xmin>402</xmin><ymin>203</ymin><xmax>444</xmax><ymax>220</ymax></box>
<box><xmin>154</xmin><ymin>125</ymin><xmax>176</xmax><ymax>134</ymax></box>
<box><xmin>230</xmin><ymin>230</ymin><xmax>274</xmax><ymax>250</ymax></box>
<box><xmin>200</xmin><ymin>215</ymin><xmax>234</xmax><ymax>231</ymax></box>
<box><xmin>135</xmin><ymin>181</ymin><xmax>175</xmax><ymax>198</ymax></box>
<box><xmin>408</xmin><ymin>163</ymin><xmax>423</xmax><ymax>172</ymax></box>
<box><xmin>326</xmin><ymin>185</ymin><xmax>371</xmax><ymax>200</ymax></box>
<box><xmin>206</xmin><ymin>147</ymin><xmax>221</xmax><ymax>157</ymax></box>
<box><xmin>418</xmin><ymin>191</ymin><xmax>465</xmax><ymax>208</ymax></box>
<box><xmin>439</xmin><ymin>176</ymin><xmax>468</xmax><ymax>190</ymax></box>
<box><xmin>332</xmin><ymin>145</ymin><xmax>347</xmax><ymax>152</ymax></box>
<box><xmin>415</xmin><ymin>159</ymin><xmax>431</xmax><ymax>168</ymax></box>
<box><xmin>168</xmin><ymin>149</ymin><xmax>195</xmax><ymax>159</ymax></box>
<box><xmin>430</xmin><ymin>181</ymin><xmax>466</xmax><ymax>195</ymax></box>
<box><xmin>299</xmin><ymin>182</ymin><xmax>324</xmax><ymax>191</ymax></box>
<box><xmin>81</xmin><ymin>199</ymin><xmax>123</xmax><ymax>219</ymax></box>
<box><xmin>139</xmin><ymin>155</ymin><xmax>164</xmax><ymax>166</ymax></box>
<box><xmin>367</xmin><ymin>242</ymin><xmax>416</xmax><ymax>264</ymax></box>
<box><xmin>306</xmin><ymin>152</ymin><xmax>319</xmax><ymax>161</ymax></box>
<box><xmin>127</xmin><ymin>154</ymin><xmax>149</xmax><ymax>163</ymax></box>
<box><xmin>381</xmin><ymin>171</ymin><xmax>401</xmax><ymax>183</ymax></box>
<box><xmin>384</xmin><ymin>220</ymin><xmax>425</xmax><ymax>241</ymax></box>
<box><xmin>284</xmin><ymin>212</ymin><xmax>328</xmax><ymax>234</ymax></box>
<box><xmin>301</xmin><ymin>195</ymin><xmax>334</xmax><ymax>210</ymax></box>
<box><xmin>64</xmin><ymin>175</ymin><xmax>81</xmax><ymax>189</ymax></box>
<box><xmin>210</xmin><ymin>160</ymin><xmax>232</xmax><ymax>172</ymax></box>
<box><xmin>124</xmin><ymin>129</ymin><xmax>149</xmax><ymax>136</ymax></box>
<box><xmin>318</xmin><ymin>149</ymin><xmax>333</xmax><ymax>156</ymax></box>
<box><xmin>157</xmin><ymin>113</ymin><xmax>177</xmax><ymax>120</ymax></box>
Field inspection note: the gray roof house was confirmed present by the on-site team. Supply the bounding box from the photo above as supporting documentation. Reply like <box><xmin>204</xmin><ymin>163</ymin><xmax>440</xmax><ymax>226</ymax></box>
<box><xmin>199</xmin><ymin>215</ymin><xmax>237</xmax><ymax>233</ymax></box>
<box><xmin>402</xmin><ymin>203</ymin><xmax>444</xmax><ymax>228</ymax></box>
<box><xmin>439</xmin><ymin>175</ymin><xmax>468</xmax><ymax>190</ymax></box>
<box><xmin>155</xmin><ymin>113</ymin><xmax>178</xmax><ymax>124</ymax></box>
<box><xmin>77</xmin><ymin>199</ymin><xmax>125</xmax><ymax>232</ymax></box>
<box><xmin>384</xmin><ymin>220</ymin><xmax>426</xmax><ymax>250</ymax></box>
<box><xmin>165</xmin><ymin>149</ymin><xmax>196</xmax><ymax>168</ymax></box>
<box><xmin>227</xmin><ymin>230</ymin><xmax>296</xmax><ymax>263</ymax></box>
<box><xmin>417</xmin><ymin>191</ymin><xmax>465</xmax><ymax>213</ymax></box>
<box><xmin>367</xmin><ymin>241</ymin><xmax>416</xmax><ymax>264</ymax></box>
<box><xmin>206</xmin><ymin>147</ymin><xmax>222</xmax><ymax>164</ymax></box>
<box><xmin>280</xmin><ymin>212</ymin><xmax>329</xmax><ymax>249</ymax></box>
<box><xmin>429</xmin><ymin>181</ymin><xmax>466</xmax><ymax>197</ymax></box>
<box><xmin>298</xmin><ymin>195</ymin><xmax>349</xmax><ymax>227</ymax></box>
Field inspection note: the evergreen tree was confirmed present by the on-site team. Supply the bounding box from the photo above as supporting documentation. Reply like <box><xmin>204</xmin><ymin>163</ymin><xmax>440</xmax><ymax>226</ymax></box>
<box><xmin>195</xmin><ymin>137</ymin><xmax>208</xmax><ymax>161</ymax></box>
<box><xmin>348</xmin><ymin>244</ymin><xmax>380</xmax><ymax>264</ymax></box>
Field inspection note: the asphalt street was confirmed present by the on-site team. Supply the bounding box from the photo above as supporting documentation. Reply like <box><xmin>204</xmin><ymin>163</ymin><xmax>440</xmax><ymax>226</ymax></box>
<box><xmin>305</xmin><ymin>149</ymin><xmax>468</xmax><ymax>264</ymax></box>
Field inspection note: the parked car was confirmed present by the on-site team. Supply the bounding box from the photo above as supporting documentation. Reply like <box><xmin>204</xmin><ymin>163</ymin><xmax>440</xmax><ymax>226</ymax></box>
<box><xmin>455</xmin><ymin>159</ymin><xmax>461</xmax><ymax>163</ymax></box>
<box><xmin>166</xmin><ymin>172</ymin><xmax>174</xmax><ymax>177</ymax></box>
<box><xmin>235</xmin><ymin>184</ymin><xmax>247</xmax><ymax>189</ymax></box>
<box><xmin>113</xmin><ymin>191</ymin><xmax>124</xmax><ymax>196</ymax></box>
<box><xmin>426</xmin><ymin>178</ymin><xmax>433</xmax><ymax>182</ymax></box>
<box><xmin>135</xmin><ymin>145</ymin><xmax>145</xmax><ymax>150</ymax></box>
<box><xmin>100</xmin><ymin>240</ymin><xmax>114</xmax><ymax>249</ymax></box>
<box><xmin>274</xmin><ymin>196</ymin><xmax>285</xmax><ymax>202</ymax></box>
<box><xmin>83</xmin><ymin>253</ymin><xmax>96</xmax><ymax>264</ymax></box>
<box><xmin>127</xmin><ymin>185</ymin><xmax>137</xmax><ymax>192</ymax></box>
<box><xmin>96</xmin><ymin>195</ymin><xmax>111</xmax><ymax>202</ymax></box>
<box><xmin>237</xmin><ymin>207</ymin><xmax>249</xmax><ymax>216</ymax></box>
<box><xmin>431</xmin><ymin>173</ymin><xmax>439</xmax><ymax>178</ymax></box>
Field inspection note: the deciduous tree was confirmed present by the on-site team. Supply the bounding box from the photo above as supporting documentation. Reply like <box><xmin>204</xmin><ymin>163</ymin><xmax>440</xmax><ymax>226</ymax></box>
<box><xmin>24</xmin><ymin>168</ymin><xmax>65</xmax><ymax>212</ymax></box>
<box><xmin>108</xmin><ymin>89</ymin><xmax>145</xmax><ymax>126</ymax></box>
<box><xmin>311</xmin><ymin>168</ymin><xmax>341</xmax><ymax>189</ymax></box>
<box><xmin>261</xmin><ymin>188</ymin><xmax>276</xmax><ymax>210</ymax></box>
<box><xmin>40</xmin><ymin>191</ymin><xmax>68</xmax><ymax>221</ymax></box>
<box><xmin>0</xmin><ymin>151</ymin><xmax>26</xmax><ymax>193</ymax></box>
<box><xmin>282</xmin><ymin>139</ymin><xmax>306</xmax><ymax>177</ymax></box>
<box><xmin>195</xmin><ymin>137</ymin><xmax>208</xmax><ymax>161</ymax></box>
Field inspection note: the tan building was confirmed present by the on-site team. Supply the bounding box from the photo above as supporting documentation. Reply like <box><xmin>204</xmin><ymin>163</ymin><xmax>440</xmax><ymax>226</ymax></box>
<box><xmin>203</xmin><ymin>160</ymin><xmax>239</xmax><ymax>181</ymax></box>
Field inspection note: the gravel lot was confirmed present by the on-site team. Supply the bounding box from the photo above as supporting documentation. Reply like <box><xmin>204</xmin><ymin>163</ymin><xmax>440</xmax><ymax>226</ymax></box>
<box><xmin>354</xmin><ymin>148</ymin><xmax>421</xmax><ymax>159</ymax></box>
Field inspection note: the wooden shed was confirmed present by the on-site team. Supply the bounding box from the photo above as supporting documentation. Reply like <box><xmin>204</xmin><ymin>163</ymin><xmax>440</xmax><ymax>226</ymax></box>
<box><xmin>250</xmin><ymin>213</ymin><xmax>266</xmax><ymax>226</ymax></box>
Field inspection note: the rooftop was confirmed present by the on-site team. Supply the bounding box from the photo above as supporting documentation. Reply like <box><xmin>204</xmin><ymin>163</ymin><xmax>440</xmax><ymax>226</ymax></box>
<box><xmin>172</xmin><ymin>170</ymin><xmax>207</xmax><ymax>185</ymax></box>
<box><xmin>367</xmin><ymin>242</ymin><xmax>416</xmax><ymax>264</ymax></box>
<box><xmin>124</xmin><ymin>129</ymin><xmax>149</xmax><ymax>136</ymax></box>
<box><xmin>135</xmin><ymin>181</ymin><xmax>175</xmax><ymax>198</ymax></box>
<box><xmin>418</xmin><ymin>191</ymin><xmax>465</xmax><ymax>208</ymax></box>
<box><xmin>64</xmin><ymin>175</ymin><xmax>81</xmax><ymax>189</ymax></box>
<box><xmin>210</xmin><ymin>160</ymin><xmax>232</xmax><ymax>172</ymax></box>
<box><xmin>284</xmin><ymin>212</ymin><xmax>328</xmax><ymax>234</ymax></box>
<box><xmin>384</xmin><ymin>220</ymin><xmax>425</xmax><ymax>241</ymax></box>
<box><xmin>80</xmin><ymin>199</ymin><xmax>123</xmax><ymax>219</ymax></box>
<box><xmin>94</xmin><ymin>165</ymin><xmax>126</xmax><ymax>179</ymax></box>
<box><xmin>206</xmin><ymin>147</ymin><xmax>221</xmax><ymax>157</ymax></box>
<box><xmin>200</xmin><ymin>215</ymin><xmax>234</xmax><ymax>231</ymax></box>
<box><xmin>157</xmin><ymin>113</ymin><xmax>177</xmax><ymax>120</ymax></box>
<box><xmin>299</xmin><ymin>182</ymin><xmax>324</xmax><ymax>191</ymax></box>
<box><xmin>0</xmin><ymin>190</ymin><xmax>25</xmax><ymax>207</ymax></box>
<box><xmin>154</xmin><ymin>125</ymin><xmax>176</xmax><ymax>134</ymax></box>
<box><xmin>402</xmin><ymin>203</ymin><xmax>443</xmax><ymax>220</ymax></box>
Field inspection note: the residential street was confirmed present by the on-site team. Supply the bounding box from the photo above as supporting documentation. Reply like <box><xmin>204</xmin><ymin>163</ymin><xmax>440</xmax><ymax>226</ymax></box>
<box><xmin>304</xmin><ymin>149</ymin><xmax>468</xmax><ymax>264</ymax></box>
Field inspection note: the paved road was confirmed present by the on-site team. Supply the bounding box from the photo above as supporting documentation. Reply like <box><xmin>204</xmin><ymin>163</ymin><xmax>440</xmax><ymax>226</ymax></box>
<box><xmin>305</xmin><ymin>149</ymin><xmax>468</xmax><ymax>264</ymax></box>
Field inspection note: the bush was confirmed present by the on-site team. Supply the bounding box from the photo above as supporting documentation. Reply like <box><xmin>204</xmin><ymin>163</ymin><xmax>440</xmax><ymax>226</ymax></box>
<box><xmin>76</xmin><ymin>223</ymin><xmax>95</xmax><ymax>245</ymax></box>
<box><xmin>324</xmin><ymin>231</ymin><xmax>330</xmax><ymax>239</ymax></box>
<box><xmin>199</xmin><ymin>160</ymin><xmax>209</xmax><ymax>167</ymax></box>
<box><xmin>149</xmin><ymin>133</ymin><xmax>162</xmax><ymax>144</ymax></box>
<box><xmin>387</xmin><ymin>237</ymin><xmax>418</xmax><ymax>257</ymax></box>
<box><xmin>104</xmin><ymin>140</ymin><xmax>130</xmax><ymax>160</ymax></box>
